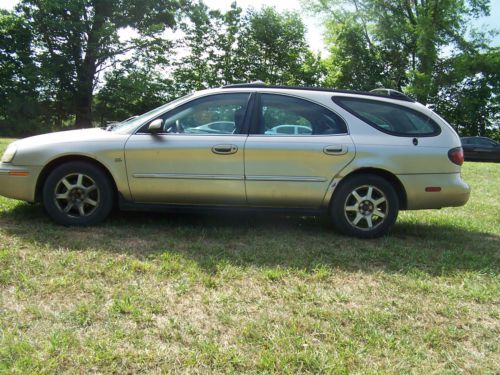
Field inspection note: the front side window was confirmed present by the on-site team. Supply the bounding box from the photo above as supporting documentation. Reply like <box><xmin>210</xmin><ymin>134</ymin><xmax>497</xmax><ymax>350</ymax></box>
<box><xmin>258</xmin><ymin>94</ymin><xmax>347</xmax><ymax>136</ymax></box>
<box><xmin>333</xmin><ymin>96</ymin><xmax>441</xmax><ymax>137</ymax></box>
<box><xmin>142</xmin><ymin>93</ymin><xmax>251</xmax><ymax>134</ymax></box>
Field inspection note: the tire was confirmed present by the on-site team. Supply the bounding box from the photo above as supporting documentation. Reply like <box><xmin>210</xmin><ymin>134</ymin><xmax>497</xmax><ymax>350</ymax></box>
<box><xmin>331</xmin><ymin>174</ymin><xmax>399</xmax><ymax>238</ymax></box>
<box><xmin>42</xmin><ymin>161</ymin><xmax>114</xmax><ymax>226</ymax></box>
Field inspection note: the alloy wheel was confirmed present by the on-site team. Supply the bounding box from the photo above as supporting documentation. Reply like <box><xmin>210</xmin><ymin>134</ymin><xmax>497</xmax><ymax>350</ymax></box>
<box><xmin>344</xmin><ymin>185</ymin><xmax>388</xmax><ymax>231</ymax></box>
<box><xmin>53</xmin><ymin>173</ymin><xmax>100</xmax><ymax>217</ymax></box>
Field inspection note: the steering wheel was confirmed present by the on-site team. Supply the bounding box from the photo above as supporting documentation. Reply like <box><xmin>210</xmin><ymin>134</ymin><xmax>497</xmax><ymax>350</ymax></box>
<box><xmin>175</xmin><ymin>120</ymin><xmax>184</xmax><ymax>133</ymax></box>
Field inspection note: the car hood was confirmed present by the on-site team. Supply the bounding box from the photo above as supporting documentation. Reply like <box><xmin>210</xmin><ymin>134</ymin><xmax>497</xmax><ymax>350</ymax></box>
<box><xmin>16</xmin><ymin>128</ymin><xmax>127</xmax><ymax>148</ymax></box>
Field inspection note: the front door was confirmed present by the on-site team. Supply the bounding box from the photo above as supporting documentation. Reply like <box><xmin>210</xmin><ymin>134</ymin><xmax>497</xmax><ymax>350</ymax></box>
<box><xmin>124</xmin><ymin>93</ymin><xmax>252</xmax><ymax>205</ymax></box>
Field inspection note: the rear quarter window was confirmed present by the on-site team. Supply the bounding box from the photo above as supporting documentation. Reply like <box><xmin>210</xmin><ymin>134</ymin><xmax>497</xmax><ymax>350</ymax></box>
<box><xmin>332</xmin><ymin>96</ymin><xmax>441</xmax><ymax>137</ymax></box>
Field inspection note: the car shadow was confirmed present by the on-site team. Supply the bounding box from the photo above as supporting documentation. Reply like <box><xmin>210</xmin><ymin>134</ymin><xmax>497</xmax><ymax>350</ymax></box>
<box><xmin>1</xmin><ymin>202</ymin><xmax>498</xmax><ymax>277</ymax></box>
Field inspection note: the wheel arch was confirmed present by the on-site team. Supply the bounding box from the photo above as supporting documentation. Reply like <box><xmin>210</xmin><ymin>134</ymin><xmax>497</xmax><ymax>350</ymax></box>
<box><xmin>335</xmin><ymin>168</ymin><xmax>408</xmax><ymax>210</ymax></box>
<box><xmin>35</xmin><ymin>155</ymin><xmax>118</xmax><ymax>203</ymax></box>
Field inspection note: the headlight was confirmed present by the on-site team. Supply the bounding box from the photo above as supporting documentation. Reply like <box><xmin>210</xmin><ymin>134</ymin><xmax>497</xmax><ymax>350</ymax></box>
<box><xmin>1</xmin><ymin>144</ymin><xmax>18</xmax><ymax>163</ymax></box>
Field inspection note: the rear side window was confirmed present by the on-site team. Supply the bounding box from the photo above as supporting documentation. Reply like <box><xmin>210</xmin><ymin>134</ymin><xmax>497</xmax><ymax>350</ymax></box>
<box><xmin>259</xmin><ymin>94</ymin><xmax>348</xmax><ymax>136</ymax></box>
<box><xmin>332</xmin><ymin>97</ymin><xmax>441</xmax><ymax>137</ymax></box>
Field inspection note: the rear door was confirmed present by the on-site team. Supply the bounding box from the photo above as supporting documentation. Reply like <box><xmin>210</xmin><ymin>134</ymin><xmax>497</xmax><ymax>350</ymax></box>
<box><xmin>244</xmin><ymin>93</ymin><xmax>355</xmax><ymax>208</ymax></box>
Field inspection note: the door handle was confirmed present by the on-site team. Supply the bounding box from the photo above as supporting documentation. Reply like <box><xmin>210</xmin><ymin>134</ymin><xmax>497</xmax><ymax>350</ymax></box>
<box><xmin>212</xmin><ymin>144</ymin><xmax>238</xmax><ymax>155</ymax></box>
<box><xmin>324</xmin><ymin>145</ymin><xmax>348</xmax><ymax>155</ymax></box>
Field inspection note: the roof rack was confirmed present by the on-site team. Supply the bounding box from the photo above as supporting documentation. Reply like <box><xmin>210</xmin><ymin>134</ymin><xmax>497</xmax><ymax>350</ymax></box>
<box><xmin>369</xmin><ymin>88</ymin><xmax>413</xmax><ymax>101</ymax></box>
<box><xmin>221</xmin><ymin>83</ymin><xmax>415</xmax><ymax>102</ymax></box>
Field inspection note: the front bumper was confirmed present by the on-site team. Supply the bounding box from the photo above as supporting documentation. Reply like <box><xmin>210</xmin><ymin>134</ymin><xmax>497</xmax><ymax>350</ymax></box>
<box><xmin>398</xmin><ymin>172</ymin><xmax>470</xmax><ymax>210</ymax></box>
<box><xmin>0</xmin><ymin>163</ymin><xmax>42</xmax><ymax>202</ymax></box>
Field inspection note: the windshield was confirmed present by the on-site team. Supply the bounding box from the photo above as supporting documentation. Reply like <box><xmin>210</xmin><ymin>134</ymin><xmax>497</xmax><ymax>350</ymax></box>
<box><xmin>110</xmin><ymin>93</ymin><xmax>194</xmax><ymax>134</ymax></box>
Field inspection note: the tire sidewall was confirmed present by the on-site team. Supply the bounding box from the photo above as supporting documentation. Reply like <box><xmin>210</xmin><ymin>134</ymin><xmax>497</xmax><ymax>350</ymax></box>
<box><xmin>42</xmin><ymin>162</ymin><xmax>114</xmax><ymax>226</ymax></box>
<box><xmin>331</xmin><ymin>174</ymin><xmax>399</xmax><ymax>238</ymax></box>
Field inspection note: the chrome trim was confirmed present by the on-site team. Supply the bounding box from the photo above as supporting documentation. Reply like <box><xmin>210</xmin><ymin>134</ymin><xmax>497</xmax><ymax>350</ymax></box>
<box><xmin>133</xmin><ymin>173</ymin><xmax>327</xmax><ymax>183</ymax></box>
<box><xmin>133</xmin><ymin>173</ymin><xmax>244</xmax><ymax>181</ymax></box>
<box><xmin>247</xmin><ymin>134</ymin><xmax>349</xmax><ymax>137</ymax></box>
<box><xmin>245</xmin><ymin>175</ymin><xmax>327</xmax><ymax>182</ymax></box>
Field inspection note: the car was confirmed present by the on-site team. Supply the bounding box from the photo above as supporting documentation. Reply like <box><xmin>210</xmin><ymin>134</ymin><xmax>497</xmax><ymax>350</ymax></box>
<box><xmin>187</xmin><ymin>121</ymin><xmax>235</xmax><ymax>134</ymax></box>
<box><xmin>0</xmin><ymin>83</ymin><xmax>470</xmax><ymax>238</ymax></box>
<box><xmin>460</xmin><ymin>136</ymin><xmax>500</xmax><ymax>162</ymax></box>
<box><xmin>264</xmin><ymin>124</ymin><xmax>312</xmax><ymax>135</ymax></box>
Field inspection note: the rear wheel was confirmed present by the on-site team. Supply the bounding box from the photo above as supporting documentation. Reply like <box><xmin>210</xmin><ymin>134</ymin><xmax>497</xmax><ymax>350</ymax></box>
<box><xmin>42</xmin><ymin>162</ymin><xmax>114</xmax><ymax>225</ymax></box>
<box><xmin>331</xmin><ymin>174</ymin><xmax>399</xmax><ymax>238</ymax></box>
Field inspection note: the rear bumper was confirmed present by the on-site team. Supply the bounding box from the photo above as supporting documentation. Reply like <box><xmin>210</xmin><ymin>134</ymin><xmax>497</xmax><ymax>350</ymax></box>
<box><xmin>0</xmin><ymin>163</ymin><xmax>41</xmax><ymax>202</ymax></box>
<box><xmin>398</xmin><ymin>173</ymin><xmax>470</xmax><ymax>210</ymax></box>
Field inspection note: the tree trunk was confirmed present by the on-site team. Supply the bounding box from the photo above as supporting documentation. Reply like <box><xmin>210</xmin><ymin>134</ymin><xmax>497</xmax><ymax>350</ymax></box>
<box><xmin>74</xmin><ymin>49</ymin><xmax>97</xmax><ymax>128</ymax></box>
<box><xmin>74</xmin><ymin>90</ymin><xmax>93</xmax><ymax>128</ymax></box>
<box><xmin>74</xmin><ymin>34</ymin><xmax>98</xmax><ymax>128</ymax></box>
<box><xmin>74</xmin><ymin>11</ymin><xmax>104</xmax><ymax>129</ymax></box>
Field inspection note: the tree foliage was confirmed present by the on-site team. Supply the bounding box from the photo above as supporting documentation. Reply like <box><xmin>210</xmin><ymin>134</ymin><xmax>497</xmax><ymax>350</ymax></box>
<box><xmin>16</xmin><ymin>0</ymin><xmax>186</xmax><ymax>128</ymax></box>
<box><xmin>0</xmin><ymin>10</ymin><xmax>42</xmax><ymax>135</ymax></box>
<box><xmin>172</xmin><ymin>4</ymin><xmax>324</xmax><ymax>90</ymax></box>
<box><xmin>1</xmin><ymin>1</ymin><xmax>324</xmax><ymax>131</ymax></box>
<box><xmin>236</xmin><ymin>6</ymin><xmax>324</xmax><ymax>85</ymax></box>
<box><xmin>0</xmin><ymin>0</ymin><xmax>497</xmax><ymax>137</ymax></box>
<box><xmin>431</xmin><ymin>48</ymin><xmax>499</xmax><ymax>138</ymax></box>
<box><xmin>95</xmin><ymin>3</ymin><xmax>324</xmax><ymax>123</ymax></box>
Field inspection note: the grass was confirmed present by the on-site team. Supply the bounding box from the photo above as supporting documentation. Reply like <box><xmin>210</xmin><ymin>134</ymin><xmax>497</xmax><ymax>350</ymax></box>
<box><xmin>0</xmin><ymin>138</ymin><xmax>15</xmax><ymax>151</ymax></box>
<box><xmin>0</xmin><ymin>138</ymin><xmax>499</xmax><ymax>373</ymax></box>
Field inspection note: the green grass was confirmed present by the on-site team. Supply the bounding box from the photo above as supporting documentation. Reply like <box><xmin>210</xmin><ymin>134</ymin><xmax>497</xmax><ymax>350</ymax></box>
<box><xmin>0</xmin><ymin>138</ymin><xmax>15</xmax><ymax>151</ymax></box>
<box><xmin>1</xmin><ymin>138</ymin><xmax>499</xmax><ymax>373</ymax></box>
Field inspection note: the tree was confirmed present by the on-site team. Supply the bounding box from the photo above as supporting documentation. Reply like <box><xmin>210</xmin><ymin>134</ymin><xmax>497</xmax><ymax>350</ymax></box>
<box><xmin>1</xmin><ymin>1</ymin><xmax>326</xmax><ymax>136</ymax></box>
<box><xmin>0</xmin><ymin>10</ymin><xmax>42</xmax><ymax>136</ymax></box>
<box><xmin>94</xmin><ymin>64</ymin><xmax>174</xmax><ymax>125</ymax></box>
<box><xmin>172</xmin><ymin>4</ymin><xmax>324</xmax><ymax>91</ymax></box>
<box><xmin>431</xmin><ymin>48</ymin><xmax>500</xmax><ymax>137</ymax></box>
<box><xmin>171</xmin><ymin>1</ymin><xmax>233</xmax><ymax>92</ymax></box>
<box><xmin>236</xmin><ymin>6</ymin><xmax>321</xmax><ymax>85</ymax></box>
<box><xmin>308</xmin><ymin>0</ymin><xmax>492</xmax><ymax>103</ymax></box>
<box><xmin>17</xmin><ymin>0</ymin><xmax>187</xmax><ymax>128</ymax></box>
<box><xmin>321</xmin><ymin>14</ymin><xmax>386</xmax><ymax>90</ymax></box>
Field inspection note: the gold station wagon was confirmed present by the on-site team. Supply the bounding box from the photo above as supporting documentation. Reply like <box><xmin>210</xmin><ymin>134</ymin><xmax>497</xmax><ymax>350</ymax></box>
<box><xmin>0</xmin><ymin>84</ymin><xmax>470</xmax><ymax>238</ymax></box>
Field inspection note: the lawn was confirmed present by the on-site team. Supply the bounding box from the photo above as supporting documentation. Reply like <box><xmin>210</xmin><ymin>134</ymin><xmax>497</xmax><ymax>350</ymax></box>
<box><xmin>0</xmin><ymin>138</ymin><xmax>498</xmax><ymax>373</ymax></box>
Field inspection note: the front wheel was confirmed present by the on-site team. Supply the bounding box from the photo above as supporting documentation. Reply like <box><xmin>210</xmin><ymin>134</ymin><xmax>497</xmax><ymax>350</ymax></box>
<box><xmin>42</xmin><ymin>161</ymin><xmax>114</xmax><ymax>226</ymax></box>
<box><xmin>331</xmin><ymin>174</ymin><xmax>399</xmax><ymax>238</ymax></box>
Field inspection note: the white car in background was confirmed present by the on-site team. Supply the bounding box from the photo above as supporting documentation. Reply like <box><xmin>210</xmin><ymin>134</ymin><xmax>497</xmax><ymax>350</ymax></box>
<box><xmin>265</xmin><ymin>124</ymin><xmax>312</xmax><ymax>135</ymax></box>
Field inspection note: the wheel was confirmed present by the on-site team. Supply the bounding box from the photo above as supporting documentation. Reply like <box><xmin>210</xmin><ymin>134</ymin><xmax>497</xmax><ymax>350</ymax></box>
<box><xmin>42</xmin><ymin>161</ymin><xmax>114</xmax><ymax>225</ymax></box>
<box><xmin>331</xmin><ymin>174</ymin><xmax>399</xmax><ymax>238</ymax></box>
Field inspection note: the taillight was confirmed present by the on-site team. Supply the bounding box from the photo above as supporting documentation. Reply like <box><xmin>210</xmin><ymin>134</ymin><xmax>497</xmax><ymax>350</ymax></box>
<box><xmin>448</xmin><ymin>147</ymin><xmax>464</xmax><ymax>166</ymax></box>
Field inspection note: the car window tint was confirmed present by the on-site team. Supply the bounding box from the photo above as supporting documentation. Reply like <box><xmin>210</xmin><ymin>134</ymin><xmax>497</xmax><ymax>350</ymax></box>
<box><xmin>259</xmin><ymin>94</ymin><xmax>347</xmax><ymax>136</ymax></box>
<box><xmin>333</xmin><ymin>97</ymin><xmax>441</xmax><ymax>136</ymax></box>
<box><xmin>477</xmin><ymin>138</ymin><xmax>496</xmax><ymax>147</ymax></box>
<box><xmin>148</xmin><ymin>94</ymin><xmax>250</xmax><ymax>134</ymax></box>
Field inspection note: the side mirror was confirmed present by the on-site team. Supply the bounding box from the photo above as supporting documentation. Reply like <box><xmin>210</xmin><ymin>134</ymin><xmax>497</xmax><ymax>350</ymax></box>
<box><xmin>148</xmin><ymin>119</ymin><xmax>163</xmax><ymax>134</ymax></box>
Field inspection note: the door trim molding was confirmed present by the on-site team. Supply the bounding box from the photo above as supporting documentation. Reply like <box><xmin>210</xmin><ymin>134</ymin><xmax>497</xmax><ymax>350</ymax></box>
<box><xmin>245</xmin><ymin>175</ymin><xmax>327</xmax><ymax>182</ymax></box>
<box><xmin>133</xmin><ymin>173</ymin><xmax>326</xmax><ymax>183</ymax></box>
<box><xmin>133</xmin><ymin>173</ymin><xmax>244</xmax><ymax>181</ymax></box>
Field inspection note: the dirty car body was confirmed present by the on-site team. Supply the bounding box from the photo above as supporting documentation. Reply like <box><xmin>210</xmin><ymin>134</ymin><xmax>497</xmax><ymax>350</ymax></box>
<box><xmin>0</xmin><ymin>84</ymin><xmax>470</xmax><ymax>238</ymax></box>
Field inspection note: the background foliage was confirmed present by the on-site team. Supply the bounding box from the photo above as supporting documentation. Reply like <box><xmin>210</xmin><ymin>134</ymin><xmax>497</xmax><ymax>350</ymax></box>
<box><xmin>0</xmin><ymin>0</ymin><xmax>498</xmax><ymax>139</ymax></box>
